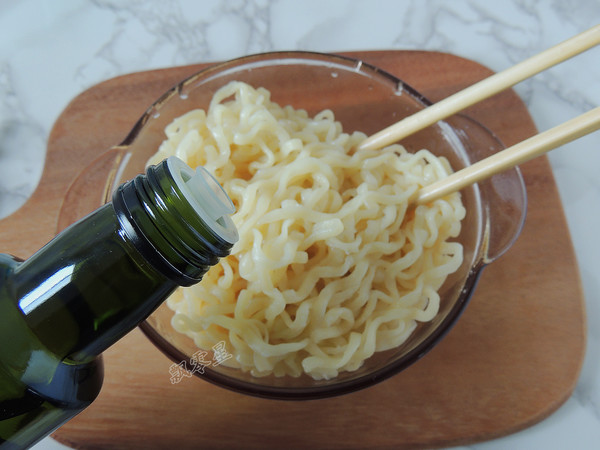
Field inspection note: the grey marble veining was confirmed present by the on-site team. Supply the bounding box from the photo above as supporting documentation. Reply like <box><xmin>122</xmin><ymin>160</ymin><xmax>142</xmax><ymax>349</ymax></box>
<box><xmin>0</xmin><ymin>1</ymin><xmax>598</xmax><ymax>448</ymax></box>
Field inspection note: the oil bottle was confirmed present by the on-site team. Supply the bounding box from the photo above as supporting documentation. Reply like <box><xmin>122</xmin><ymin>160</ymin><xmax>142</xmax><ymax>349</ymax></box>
<box><xmin>0</xmin><ymin>157</ymin><xmax>238</xmax><ymax>448</ymax></box>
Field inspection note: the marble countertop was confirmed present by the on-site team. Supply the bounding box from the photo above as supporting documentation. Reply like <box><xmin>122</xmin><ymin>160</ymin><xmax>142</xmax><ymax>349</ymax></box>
<box><xmin>1</xmin><ymin>1</ymin><xmax>598</xmax><ymax>449</ymax></box>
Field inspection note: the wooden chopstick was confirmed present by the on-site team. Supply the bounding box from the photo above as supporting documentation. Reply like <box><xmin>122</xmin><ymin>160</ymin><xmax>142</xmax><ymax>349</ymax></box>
<box><xmin>414</xmin><ymin>107</ymin><xmax>600</xmax><ymax>205</ymax></box>
<box><xmin>359</xmin><ymin>24</ymin><xmax>600</xmax><ymax>152</ymax></box>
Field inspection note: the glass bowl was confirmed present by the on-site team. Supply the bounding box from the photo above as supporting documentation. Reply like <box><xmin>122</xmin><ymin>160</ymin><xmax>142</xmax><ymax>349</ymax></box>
<box><xmin>58</xmin><ymin>51</ymin><xmax>526</xmax><ymax>400</ymax></box>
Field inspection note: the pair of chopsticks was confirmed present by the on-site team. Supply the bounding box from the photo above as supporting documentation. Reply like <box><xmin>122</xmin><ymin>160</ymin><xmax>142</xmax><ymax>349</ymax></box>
<box><xmin>358</xmin><ymin>25</ymin><xmax>600</xmax><ymax>205</ymax></box>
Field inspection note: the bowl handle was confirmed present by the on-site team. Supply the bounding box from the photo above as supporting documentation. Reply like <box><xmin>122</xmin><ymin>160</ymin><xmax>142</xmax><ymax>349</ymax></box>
<box><xmin>57</xmin><ymin>146</ymin><xmax>130</xmax><ymax>232</ymax></box>
<box><xmin>447</xmin><ymin>114</ymin><xmax>528</xmax><ymax>264</ymax></box>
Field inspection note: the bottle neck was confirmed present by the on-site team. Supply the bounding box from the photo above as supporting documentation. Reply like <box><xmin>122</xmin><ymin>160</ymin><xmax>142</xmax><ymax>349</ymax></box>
<box><xmin>112</xmin><ymin>159</ymin><xmax>233</xmax><ymax>285</ymax></box>
<box><xmin>13</xmin><ymin>203</ymin><xmax>177</xmax><ymax>361</ymax></box>
<box><xmin>12</xmin><ymin>158</ymin><xmax>236</xmax><ymax>362</ymax></box>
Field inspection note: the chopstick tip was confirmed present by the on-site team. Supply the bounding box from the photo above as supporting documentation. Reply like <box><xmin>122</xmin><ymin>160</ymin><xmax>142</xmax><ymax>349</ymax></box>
<box><xmin>358</xmin><ymin>134</ymin><xmax>385</xmax><ymax>152</ymax></box>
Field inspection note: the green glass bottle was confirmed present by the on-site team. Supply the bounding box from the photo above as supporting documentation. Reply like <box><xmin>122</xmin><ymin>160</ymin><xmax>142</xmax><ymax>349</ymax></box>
<box><xmin>0</xmin><ymin>156</ymin><xmax>238</xmax><ymax>449</ymax></box>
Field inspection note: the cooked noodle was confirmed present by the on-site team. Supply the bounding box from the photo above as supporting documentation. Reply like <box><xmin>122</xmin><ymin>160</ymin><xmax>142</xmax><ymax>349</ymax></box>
<box><xmin>147</xmin><ymin>81</ymin><xmax>465</xmax><ymax>380</ymax></box>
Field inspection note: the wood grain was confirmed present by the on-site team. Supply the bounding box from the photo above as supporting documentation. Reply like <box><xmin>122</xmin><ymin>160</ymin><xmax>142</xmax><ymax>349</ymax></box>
<box><xmin>0</xmin><ymin>51</ymin><xmax>585</xmax><ymax>449</ymax></box>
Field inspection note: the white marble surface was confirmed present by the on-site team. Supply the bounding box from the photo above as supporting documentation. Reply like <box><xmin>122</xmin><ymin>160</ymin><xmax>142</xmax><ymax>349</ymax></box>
<box><xmin>0</xmin><ymin>0</ymin><xmax>598</xmax><ymax>448</ymax></box>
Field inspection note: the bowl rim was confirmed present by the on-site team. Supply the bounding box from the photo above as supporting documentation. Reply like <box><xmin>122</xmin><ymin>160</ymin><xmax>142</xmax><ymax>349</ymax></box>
<box><xmin>120</xmin><ymin>50</ymin><xmax>433</xmax><ymax>147</ymax></box>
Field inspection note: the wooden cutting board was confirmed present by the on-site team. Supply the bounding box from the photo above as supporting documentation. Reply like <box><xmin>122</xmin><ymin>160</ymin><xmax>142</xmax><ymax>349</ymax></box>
<box><xmin>0</xmin><ymin>51</ymin><xmax>585</xmax><ymax>449</ymax></box>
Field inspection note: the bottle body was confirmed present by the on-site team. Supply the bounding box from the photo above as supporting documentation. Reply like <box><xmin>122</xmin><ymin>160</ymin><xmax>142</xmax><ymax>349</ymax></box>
<box><xmin>0</xmin><ymin>157</ymin><xmax>237</xmax><ymax>448</ymax></box>
<box><xmin>1</xmin><ymin>254</ymin><xmax>103</xmax><ymax>447</ymax></box>
<box><xmin>0</xmin><ymin>200</ymin><xmax>176</xmax><ymax>448</ymax></box>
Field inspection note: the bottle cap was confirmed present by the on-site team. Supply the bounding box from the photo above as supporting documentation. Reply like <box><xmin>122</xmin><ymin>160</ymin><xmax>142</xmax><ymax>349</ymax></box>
<box><xmin>166</xmin><ymin>157</ymin><xmax>239</xmax><ymax>245</ymax></box>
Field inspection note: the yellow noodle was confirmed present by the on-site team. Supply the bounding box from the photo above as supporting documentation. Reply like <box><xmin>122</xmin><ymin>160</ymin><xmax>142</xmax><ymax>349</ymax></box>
<box><xmin>148</xmin><ymin>81</ymin><xmax>465</xmax><ymax>380</ymax></box>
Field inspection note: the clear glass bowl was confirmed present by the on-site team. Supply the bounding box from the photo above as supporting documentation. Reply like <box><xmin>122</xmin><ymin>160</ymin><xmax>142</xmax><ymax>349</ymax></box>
<box><xmin>58</xmin><ymin>51</ymin><xmax>526</xmax><ymax>400</ymax></box>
